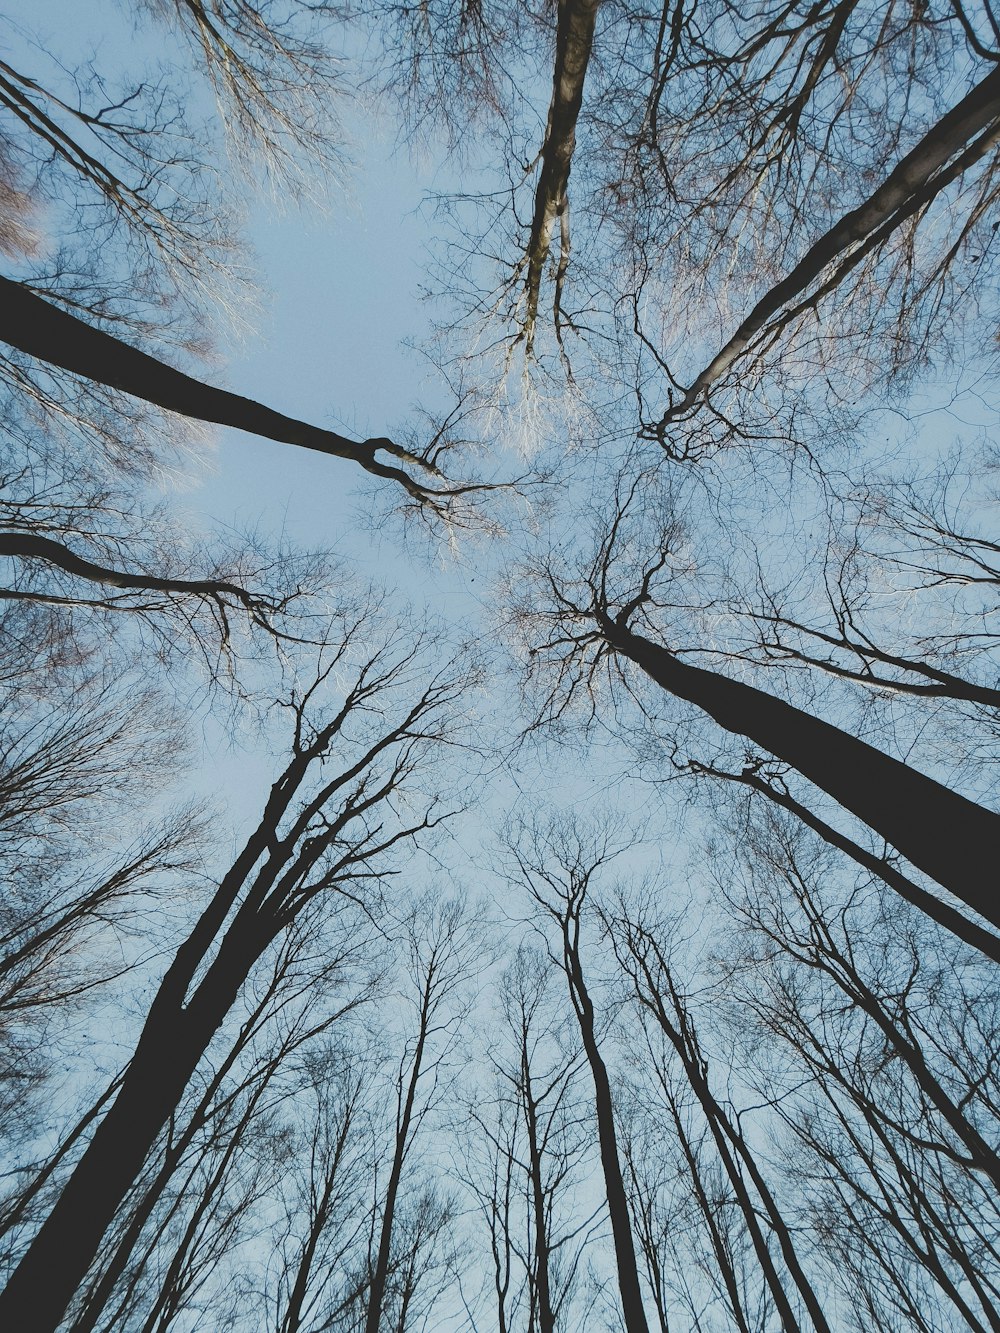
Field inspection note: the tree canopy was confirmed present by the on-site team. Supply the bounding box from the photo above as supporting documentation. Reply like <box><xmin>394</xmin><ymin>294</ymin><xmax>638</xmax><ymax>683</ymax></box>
<box><xmin>0</xmin><ymin>0</ymin><xmax>999</xmax><ymax>1329</ymax></box>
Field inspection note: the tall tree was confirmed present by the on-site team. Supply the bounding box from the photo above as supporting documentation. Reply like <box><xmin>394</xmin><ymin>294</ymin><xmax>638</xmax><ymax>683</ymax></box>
<box><xmin>519</xmin><ymin>485</ymin><xmax>1000</xmax><ymax>927</ymax></box>
<box><xmin>0</xmin><ymin>616</ymin><xmax>468</xmax><ymax>1333</ymax></box>
<box><xmin>507</xmin><ymin>818</ymin><xmax>652</xmax><ymax>1333</ymax></box>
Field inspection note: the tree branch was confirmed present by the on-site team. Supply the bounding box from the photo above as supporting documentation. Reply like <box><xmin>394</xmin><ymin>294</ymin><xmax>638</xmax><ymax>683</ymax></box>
<box><xmin>0</xmin><ymin>276</ymin><xmax>452</xmax><ymax>505</ymax></box>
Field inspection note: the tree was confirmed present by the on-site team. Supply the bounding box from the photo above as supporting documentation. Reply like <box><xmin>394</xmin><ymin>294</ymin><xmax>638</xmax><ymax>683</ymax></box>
<box><xmin>60</xmin><ymin>909</ymin><xmax>381</xmax><ymax>1333</ymax></box>
<box><xmin>713</xmin><ymin>808</ymin><xmax>1000</xmax><ymax>1329</ymax></box>
<box><xmin>0</xmin><ymin>276</ymin><xmax>465</xmax><ymax>507</ymax></box>
<box><xmin>459</xmin><ymin>944</ymin><xmax>596</xmax><ymax>1333</ymax></box>
<box><xmin>608</xmin><ymin>901</ymin><xmax>832</xmax><ymax>1333</ymax></box>
<box><xmin>507</xmin><ymin>817</ymin><xmax>652</xmax><ymax>1333</ymax></box>
<box><xmin>646</xmin><ymin>63</ymin><xmax>1000</xmax><ymax>436</ymax></box>
<box><xmin>518</xmin><ymin>477</ymin><xmax>1000</xmax><ymax>929</ymax></box>
<box><xmin>362</xmin><ymin>895</ymin><xmax>478</xmax><ymax>1333</ymax></box>
<box><xmin>0</xmin><ymin>610</ymin><xmax>469</xmax><ymax>1333</ymax></box>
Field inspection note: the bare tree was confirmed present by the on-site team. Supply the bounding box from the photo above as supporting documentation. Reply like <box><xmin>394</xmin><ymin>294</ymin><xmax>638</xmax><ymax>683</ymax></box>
<box><xmin>0</xmin><ymin>611</ymin><xmax>470</xmax><ymax>1333</ymax></box>
<box><xmin>518</xmin><ymin>0</ymin><xmax>601</xmax><ymax>358</ymax></box>
<box><xmin>608</xmin><ymin>902</ymin><xmax>833</xmax><ymax>1332</ymax></box>
<box><xmin>362</xmin><ymin>895</ymin><xmax>478</xmax><ymax>1333</ymax></box>
<box><xmin>460</xmin><ymin>944</ymin><xmax>597</xmax><ymax>1332</ymax></box>
<box><xmin>506</xmin><ymin>817</ymin><xmax>652</xmax><ymax>1333</ymax></box>
<box><xmin>715</xmin><ymin>809</ymin><xmax>1000</xmax><ymax>1329</ymax></box>
<box><xmin>647</xmin><ymin>64</ymin><xmax>1000</xmax><ymax>435</ymax></box>
<box><xmin>145</xmin><ymin>0</ymin><xmax>349</xmax><ymax>185</ymax></box>
<box><xmin>517</xmin><ymin>482</ymin><xmax>1000</xmax><ymax>926</ymax></box>
<box><xmin>0</xmin><ymin>276</ymin><xmax>470</xmax><ymax>508</ymax></box>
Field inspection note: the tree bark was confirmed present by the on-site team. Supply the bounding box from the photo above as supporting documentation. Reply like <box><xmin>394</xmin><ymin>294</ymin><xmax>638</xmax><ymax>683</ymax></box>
<box><xmin>363</xmin><ymin>967</ymin><xmax>434</xmax><ymax>1333</ymax></box>
<box><xmin>0</xmin><ymin>667</ymin><xmax>435</xmax><ymax>1331</ymax></box>
<box><xmin>521</xmin><ymin>1060</ymin><xmax>556</xmax><ymax>1333</ymax></box>
<box><xmin>602</xmin><ymin>619</ymin><xmax>1000</xmax><ymax>925</ymax></box>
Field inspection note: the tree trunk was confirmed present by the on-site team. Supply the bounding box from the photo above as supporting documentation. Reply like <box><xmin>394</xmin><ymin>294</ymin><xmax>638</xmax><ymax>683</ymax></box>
<box><xmin>0</xmin><ymin>896</ymin><xmax>272</xmax><ymax>1333</ymax></box>
<box><xmin>564</xmin><ymin>937</ymin><xmax>650</xmax><ymax>1333</ymax></box>
<box><xmin>659</xmin><ymin>64</ymin><xmax>1000</xmax><ymax>422</ymax></box>
<box><xmin>521</xmin><ymin>0</ymin><xmax>600</xmax><ymax>353</ymax></box>
<box><xmin>521</xmin><ymin>1063</ymin><xmax>556</xmax><ymax>1333</ymax></box>
<box><xmin>0</xmin><ymin>276</ymin><xmax>434</xmax><ymax>496</ymax></box>
<box><xmin>692</xmin><ymin>760</ymin><xmax>1000</xmax><ymax>964</ymax></box>
<box><xmin>0</xmin><ymin>999</ymin><xmax>230</xmax><ymax>1330</ymax></box>
<box><xmin>363</xmin><ymin>979</ymin><xmax>432</xmax><ymax>1333</ymax></box>
<box><xmin>603</xmin><ymin>621</ymin><xmax>1000</xmax><ymax>924</ymax></box>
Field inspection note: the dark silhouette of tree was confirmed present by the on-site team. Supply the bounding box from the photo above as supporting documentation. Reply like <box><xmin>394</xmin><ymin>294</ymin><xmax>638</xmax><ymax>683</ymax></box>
<box><xmin>519</xmin><ymin>0</ymin><xmax>601</xmax><ymax>357</ymax></box>
<box><xmin>363</xmin><ymin>896</ymin><xmax>477</xmax><ymax>1333</ymax></box>
<box><xmin>608</xmin><ymin>905</ymin><xmax>832</xmax><ymax>1333</ymax></box>
<box><xmin>0</xmin><ymin>276</ymin><xmax>466</xmax><ymax>507</ymax></box>
<box><xmin>507</xmin><ymin>818</ymin><xmax>652</xmax><ymax>1333</ymax></box>
<box><xmin>648</xmin><ymin>64</ymin><xmax>1000</xmax><ymax>436</ymax></box>
<box><xmin>3</xmin><ymin>0</ymin><xmax>1000</xmax><ymax>1326</ymax></box>
<box><xmin>519</xmin><ymin>485</ymin><xmax>1000</xmax><ymax>928</ymax></box>
<box><xmin>60</xmin><ymin>912</ymin><xmax>380</xmax><ymax>1333</ymax></box>
<box><xmin>714</xmin><ymin>810</ymin><xmax>1000</xmax><ymax>1328</ymax></box>
<box><xmin>0</xmin><ymin>616</ymin><xmax>468</xmax><ymax>1333</ymax></box>
<box><xmin>460</xmin><ymin>945</ymin><xmax>596</xmax><ymax>1332</ymax></box>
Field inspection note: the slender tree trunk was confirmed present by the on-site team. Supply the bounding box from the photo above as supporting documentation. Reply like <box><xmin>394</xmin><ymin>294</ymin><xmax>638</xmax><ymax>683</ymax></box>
<box><xmin>0</xmin><ymin>531</ymin><xmax>261</xmax><ymax>607</ymax></box>
<box><xmin>363</xmin><ymin>983</ymin><xmax>432</xmax><ymax>1333</ymax></box>
<box><xmin>602</xmin><ymin>620</ymin><xmax>1000</xmax><ymax>923</ymax></box>
<box><xmin>799</xmin><ymin>915</ymin><xmax>1000</xmax><ymax>1191</ymax></box>
<box><xmin>521</xmin><ymin>1062</ymin><xmax>556</xmax><ymax>1333</ymax></box>
<box><xmin>70</xmin><ymin>973</ymin><xmax>297</xmax><ymax>1333</ymax></box>
<box><xmin>0</xmin><ymin>990</ymin><xmax>233</xmax><ymax>1331</ymax></box>
<box><xmin>0</xmin><ymin>885</ymin><xmax>276</xmax><ymax>1333</ymax></box>
<box><xmin>623</xmin><ymin>942</ymin><xmax>828</xmax><ymax>1332</ymax></box>
<box><xmin>521</xmin><ymin>0</ymin><xmax>600</xmax><ymax>353</ymax></box>
<box><xmin>0</xmin><ymin>276</ymin><xmax>434</xmax><ymax>496</ymax></box>
<box><xmin>657</xmin><ymin>1091</ymin><xmax>754</xmax><ymax>1333</ymax></box>
<box><xmin>658</xmin><ymin>64</ymin><xmax>1000</xmax><ymax>422</ymax></box>
<box><xmin>563</xmin><ymin>932</ymin><xmax>650</xmax><ymax>1333</ymax></box>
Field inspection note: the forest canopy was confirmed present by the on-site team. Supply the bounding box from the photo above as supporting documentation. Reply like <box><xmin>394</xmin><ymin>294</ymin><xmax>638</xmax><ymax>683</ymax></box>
<box><xmin>0</xmin><ymin>0</ymin><xmax>999</xmax><ymax>1329</ymax></box>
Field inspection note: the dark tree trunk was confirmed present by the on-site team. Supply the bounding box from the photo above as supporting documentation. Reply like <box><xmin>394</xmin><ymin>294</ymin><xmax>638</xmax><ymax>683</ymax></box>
<box><xmin>0</xmin><ymin>703</ymin><xmax>346</xmax><ymax>1331</ymax></box>
<box><xmin>0</xmin><ymin>530</ymin><xmax>262</xmax><ymax>608</ymax></box>
<box><xmin>564</xmin><ymin>935</ymin><xmax>650</xmax><ymax>1333</ymax></box>
<box><xmin>617</xmin><ymin>933</ymin><xmax>829</xmax><ymax>1332</ymax></box>
<box><xmin>521</xmin><ymin>1065</ymin><xmax>557</xmax><ymax>1333</ymax></box>
<box><xmin>363</xmin><ymin>975</ymin><xmax>433</xmax><ymax>1333</ymax></box>
<box><xmin>0</xmin><ymin>947</ymin><xmax>249</xmax><ymax>1333</ymax></box>
<box><xmin>603</xmin><ymin>620</ymin><xmax>1000</xmax><ymax>924</ymax></box>
<box><xmin>521</xmin><ymin>0</ymin><xmax>601</xmax><ymax>353</ymax></box>
<box><xmin>691</xmin><ymin>760</ymin><xmax>1000</xmax><ymax>964</ymax></box>
<box><xmin>0</xmin><ymin>276</ymin><xmax>434</xmax><ymax>496</ymax></box>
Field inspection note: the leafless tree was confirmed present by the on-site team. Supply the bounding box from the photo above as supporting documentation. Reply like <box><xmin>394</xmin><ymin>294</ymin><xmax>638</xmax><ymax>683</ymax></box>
<box><xmin>608</xmin><ymin>900</ymin><xmax>833</xmax><ymax>1332</ymax></box>
<box><xmin>362</xmin><ymin>894</ymin><xmax>479</xmax><ymax>1333</ymax></box>
<box><xmin>506</xmin><ymin>816</ymin><xmax>653</xmax><ymax>1333</ymax></box>
<box><xmin>459</xmin><ymin>944</ymin><xmax>597</xmax><ymax>1332</ymax></box>
<box><xmin>714</xmin><ymin>808</ymin><xmax>1000</xmax><ymax>1330</ymax></box>
<box><xmin>0</xmin><ymin>609</ymin><xmax>471</xmax><ymax>1333</ymax></box>
<box><xmin>515</xmin><ymin>475</ymin><xmax>1000</xmax><ymax>927</ymax></box>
